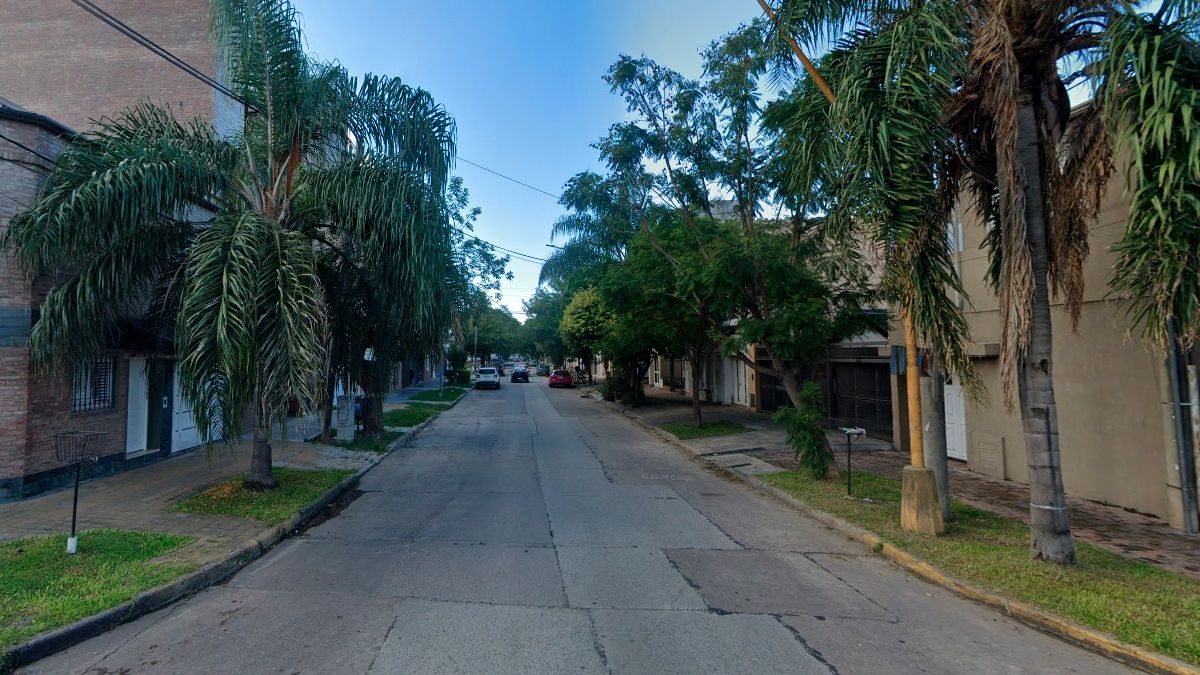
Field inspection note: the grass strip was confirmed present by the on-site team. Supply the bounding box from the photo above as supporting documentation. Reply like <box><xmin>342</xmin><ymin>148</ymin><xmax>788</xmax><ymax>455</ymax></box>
<box><xmin>0</xmin><ymin>530</ymin><xmax>193</xmax><ymax>654</ymax></box>
<box><xmin>171</xmin><ymin>467</ymin><xmax>354</xmax><ymax>525</ymax></box>
<box><xmin>763</xmin><ymin>469</ymin><xmax>1200</xmax><ymax>664</ymax></box>
<box><xmin>340</xmin><ymin>430</ymin><xmax>402</xmax><ymax>453</ymax></box>
<box><xmin>408</xmin><ymin>388</ymin><xmax>467</xmax><ymax>403</ymax></box>
<box><xmin>383</xmin><ymin>403</ymin><xmax>443</xmax><ymax>428</ymax></box>
<box><xmin>660</xmin><ymin>420</ymin><xmax>751</xmax><ymax>440</ymax></box>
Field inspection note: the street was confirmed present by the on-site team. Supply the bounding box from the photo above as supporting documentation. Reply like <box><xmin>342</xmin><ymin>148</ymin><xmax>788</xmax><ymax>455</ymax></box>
<box><xmin>26</xmin><ymin>381</ymin><xmax>1130</xmax><ymax>674</ymax></box>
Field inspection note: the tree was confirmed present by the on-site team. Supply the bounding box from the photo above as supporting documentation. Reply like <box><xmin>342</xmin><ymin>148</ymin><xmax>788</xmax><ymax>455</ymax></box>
<box><xmin>2</xmin><ymin>0</ymin><xmax>454</xmax><ymax>489</ymax></box>
<box><xmin>522</xmin><ymin>289</ymin><xmax>568</xmax><ymax>367</ymax></box>
<box><xmin>560</xmin><ymin>287</ymin><xmax>613</xmax><ymax>380</ymax></box>
<box><xmin>770</xmin><ymin>0</ymin><xmax>1200</xmax><ymax>562</ymax></box>
<box><xmin>597</xmin><ymin>45</ymin><xmax>878</xmax><ymax>423</ymax></box>
<box><xmin>467</xmin><ymin>299</ymin><xmax>521</xmax><ymax>364</ymax></box>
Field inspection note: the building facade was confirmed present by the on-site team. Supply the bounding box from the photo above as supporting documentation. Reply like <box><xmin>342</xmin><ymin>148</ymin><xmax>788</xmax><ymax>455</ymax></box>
<box><xmin>888</xmin><ymin>167</ymin><xmax>1199</xmax><ymax>529</ymax></box>
<box><xmin>0</xmin><ymin>0</ymin><xmax>237</xmax><ymax>498</ymax></box>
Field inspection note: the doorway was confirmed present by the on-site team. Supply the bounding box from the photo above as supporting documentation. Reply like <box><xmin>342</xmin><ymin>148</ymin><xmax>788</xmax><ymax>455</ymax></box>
<box><xmin>146</xmin><ymin>360</ymin><xmax>174</xmax><ymax>454</ymax></box>
<box><xmin>944</xmin><ymin>381</ymin><xmax>968</xmax><ymax>461</ymax></box>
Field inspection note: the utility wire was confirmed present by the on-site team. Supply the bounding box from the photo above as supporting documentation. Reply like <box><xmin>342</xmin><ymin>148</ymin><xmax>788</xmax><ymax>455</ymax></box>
<box><xmin>0</xmin><ymin>131</ymin><xmax>58</xmax><ymax>166</ymax></box>
<box><xmin>456</xmin><ymin>155</ymin><xmax>560</xmax><ymax>201</ymax></box>
<box><xmin>0</xmin><ymin>187</ymin><xmax>30</xmax><ymax>209</ymax></box>
<box><xmin>68</xmin><ymin>0</ymin><xmax>260</xmax><ymax>115</ymax></box>
<box><xmin>67</xmin><ymin>0</ymin><xmax>558</xmax><ymax>267</ymax></box>
<box><xmin>0</xmin><ymin>155</ymin><xmax>51</xmax><ymax>177</ymax></box>
<box><xmin>452</xmin><ymin>226</ymin><xmax>548</xmax><ymax>263</ymax></box>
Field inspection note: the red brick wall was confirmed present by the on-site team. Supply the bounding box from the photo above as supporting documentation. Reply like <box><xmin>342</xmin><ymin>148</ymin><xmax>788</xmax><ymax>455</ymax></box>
<box><xmin>0</xmin><ymin>119</ymin><xmax>67</xmax><ymax>481</ymax></box>
<box><xmin>25</xmin><ymin>359</ymin><xmax>129</xmax><ymax>476</ymax></box>
<box><xmin>0</xmin><ymin>0</ymin><xmax>218</xmax><ymax>132</ymax></box>
<box><xmin>0</xmin><ymin>349</ymin><xmax>31</xmax><ymax>479</ymax></box>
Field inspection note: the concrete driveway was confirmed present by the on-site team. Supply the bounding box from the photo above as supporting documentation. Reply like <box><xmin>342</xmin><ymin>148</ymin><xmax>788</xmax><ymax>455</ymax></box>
<box><xmin>24</xmin><ymin>378</ymin><xmax>1131</xmax><ymax>674</ymax></box>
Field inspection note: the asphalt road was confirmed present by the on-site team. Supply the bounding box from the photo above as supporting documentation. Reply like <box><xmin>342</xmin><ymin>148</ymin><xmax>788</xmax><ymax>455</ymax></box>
<box><xmin>26</xmin><ymin>379</ymin><xmax>1131</xmax><ymax>674</ymax></box>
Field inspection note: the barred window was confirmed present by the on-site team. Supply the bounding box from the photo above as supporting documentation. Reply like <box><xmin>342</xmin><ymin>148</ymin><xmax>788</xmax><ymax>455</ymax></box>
<box><xmin>72</xmin><ymin>358</ymin><xmax>116</xmax><ymax>412</ymax></box>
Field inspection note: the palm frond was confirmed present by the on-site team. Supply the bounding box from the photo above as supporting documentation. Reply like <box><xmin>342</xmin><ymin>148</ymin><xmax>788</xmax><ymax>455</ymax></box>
<box><xmin>1098</xmin><ymin>8</ymin><xmax>1200</xmax><ymax>346</ymax></box>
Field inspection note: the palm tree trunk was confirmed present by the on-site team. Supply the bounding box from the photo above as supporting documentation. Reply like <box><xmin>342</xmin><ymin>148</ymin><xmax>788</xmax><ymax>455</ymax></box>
<box><xmin>319</xmin><ymin>368</ymin><xmax>336</xmax><ymax>443</ymax></box>
<box><xmin>1015</xmin><ymin>95</ymin><xmax>1075</xmax><ymax>563</ymax></box>
<box><xmin>246</xmin><ymin>401</ymin><xmax>278</xmax><ymax>490</ymax></box>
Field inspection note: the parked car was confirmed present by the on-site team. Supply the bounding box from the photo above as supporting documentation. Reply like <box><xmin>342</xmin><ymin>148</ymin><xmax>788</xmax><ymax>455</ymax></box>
<box><xmin>536</xmin><ymin>365</ymin><xmax>551</xmax><ymax>377</ymax></box>
<box><xmin>548</xmin><ymin>369</ymin><xmax>573</xmax><ymax>388</ymax></box>
<box><xmin>475</xmin><ymin>367</ymin><xmax>500</xmax><ymax>390</ymax></box>
<box><xmin>511</xmin><ymin>366</ymin><xmax>529</xmax><ymax>383</ymax></box>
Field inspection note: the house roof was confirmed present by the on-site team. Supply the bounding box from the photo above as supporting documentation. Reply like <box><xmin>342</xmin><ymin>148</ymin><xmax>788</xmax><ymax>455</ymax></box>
<box><xmin>0</xmin><ymin>96</ymin><xmax>76</xmax><ymax>138</ymax></box>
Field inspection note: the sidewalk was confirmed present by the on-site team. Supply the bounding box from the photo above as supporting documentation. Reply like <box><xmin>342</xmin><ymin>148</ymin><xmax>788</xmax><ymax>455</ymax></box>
<box><xmin>385</xmin><ymin>378</ymin><xmax>448</xmax><ymax>404</ymax></box>
<box><xmin>622</xmin><ymin>386</ymin><xmax>1200</xmax><ymax>581</ymax></box>
<box><xmin>0</xmin><ymin>440</ymin><xmax>379</xmax><ymax>566</ymax></box>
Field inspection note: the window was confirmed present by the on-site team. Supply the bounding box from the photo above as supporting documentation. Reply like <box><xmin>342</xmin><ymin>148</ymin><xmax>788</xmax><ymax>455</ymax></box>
<box><xmin>72</xmin><ymin>358</ymin><xmax>116</xmax><ymax>412</ymax></box>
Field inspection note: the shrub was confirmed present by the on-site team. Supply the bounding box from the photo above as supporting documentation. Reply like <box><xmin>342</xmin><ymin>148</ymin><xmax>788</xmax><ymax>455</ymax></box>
<box><xmin>773</xmin><ymin>382</ymin><xmax>831</xmax><ymax>479</ymax></box>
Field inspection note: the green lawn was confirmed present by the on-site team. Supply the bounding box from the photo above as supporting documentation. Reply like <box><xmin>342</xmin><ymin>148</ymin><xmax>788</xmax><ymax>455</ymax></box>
<box><xmin>383</xmin><ymin>403</ymin><xmax>443</xmax><ymax>428</ymax></box>
<box><xmin>764</xmin><ymin>469</ymin><xmax>1200</xmax><ymax>664</ymax></box>
<box><xmin>408</xmin><ymin>388</ymin><xmax>467</xmax><ymax>403</ymax></box>
<box><xmin>171</xmin><ymin>467</ymin><xmax>354</xmax><ymax>525</ymax></box>
<box><xmin>0</xmin><ymin>530</ymin><xmax>193</xmax><ymax>655</ymax></box>
<box><xmin>340</xmin><ymin>430</ymin><xmax>402</xmax><ymax>453</ymax></box>
<box><xmin>660</xmin><ymin>420</ymin><xmax>751</xmax><ymax>440</ymax></box>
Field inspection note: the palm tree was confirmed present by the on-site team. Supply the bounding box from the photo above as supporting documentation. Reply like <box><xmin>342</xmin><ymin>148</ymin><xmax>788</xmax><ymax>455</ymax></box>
<box><xmin>2</xmin><ymin>0</ymin><xmax>455</xmax><ymax>489</ymax></box>
<box><xmin>769</xmin><ymin>0</ymin><xmax>1200</xmax><ymax>562</ymax></box>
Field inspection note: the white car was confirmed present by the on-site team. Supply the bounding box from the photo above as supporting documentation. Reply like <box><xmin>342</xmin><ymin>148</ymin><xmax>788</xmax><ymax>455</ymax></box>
<box><xmin>474</xmin><ymin>367</ymin><xmax>500</xmax><ymax>390</ymax></box>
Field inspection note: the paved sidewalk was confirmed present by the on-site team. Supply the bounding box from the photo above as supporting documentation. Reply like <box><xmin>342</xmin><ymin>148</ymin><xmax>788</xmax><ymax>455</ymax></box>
<box><xmin>385</xmin><ymin>378</ymin><xmax>449</xmax><ymax>404</ymax></box>
<box><xmin>0</xmin><ymin>440</ymin><xmax>380</xmax><ymax>566</ymax></box>
<box><xmin>621</xmin><ymin>386</ymin><xmax>1200</xmax><ymax>580</ymax></box>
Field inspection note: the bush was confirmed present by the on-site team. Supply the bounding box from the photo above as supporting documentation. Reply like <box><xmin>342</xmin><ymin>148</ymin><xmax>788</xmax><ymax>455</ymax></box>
<box><xmin>773</xmin><ymin>382</ymin><xmax>831</xmax><ymax>479</ymax></box>
<box><xmin>446</xmin><ymin>367</ymin><xmax>472</xmax><ymax>385</ymax></box>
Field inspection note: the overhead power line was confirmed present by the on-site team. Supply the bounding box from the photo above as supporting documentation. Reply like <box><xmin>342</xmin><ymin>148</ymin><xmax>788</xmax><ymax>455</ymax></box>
<box><xmin>68</xmin><ymin>0</ymin><xmax>260</xmax><ymax>115</ymax></box>
<box><xmin>0</xmin><ymin>155</ymin><xmax>51</xmax><ymax>178</ymax></box>
<box><xmin>454</xmin><ymin>226</ymin><xmax>547</xmax><ymax>264</ymax></box>
<box><xmin>0</xmin><ymin>187</ymin><xmax>30</xmax><ymax>209</ymax></box>
<box><xmin>0</xmin><ymin>131</ymin><xmax>58</xmax><ymax>166</ymax></box>
<box><xmin>66</xmin><ymin>1</ymin><xmax>558</xmax><ymax>268</ymax></box>
<box><xmin>455</xmin><ymin>155</ymin><xmax>560</xmax><ymax>201</ymax></box>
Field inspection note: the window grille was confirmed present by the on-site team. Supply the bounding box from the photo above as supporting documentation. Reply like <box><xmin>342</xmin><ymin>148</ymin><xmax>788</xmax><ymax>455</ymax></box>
<box><xmin>72</xmin><ymin>358</ymin><xmax>116</xmax><ymax>412</ymax></box>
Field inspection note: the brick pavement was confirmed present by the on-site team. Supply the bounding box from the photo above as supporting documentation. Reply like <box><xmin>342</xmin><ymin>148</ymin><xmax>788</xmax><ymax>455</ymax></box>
<box><xmin>622</xmin><ymin>386</ymin><xmax>1200</xmax><ymax>580</ymax></box>
<box><xmin>0</xmin><ymin>439</ymin><xmax>379</xmax><ymax>567</ymax></box>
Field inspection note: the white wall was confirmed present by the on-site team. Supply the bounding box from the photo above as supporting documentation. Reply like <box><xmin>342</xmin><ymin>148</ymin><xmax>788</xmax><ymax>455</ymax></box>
<box><xmin>125</xmin><ymin>357</ymin><xmax>148</xmax><ymax>455</ymax></box>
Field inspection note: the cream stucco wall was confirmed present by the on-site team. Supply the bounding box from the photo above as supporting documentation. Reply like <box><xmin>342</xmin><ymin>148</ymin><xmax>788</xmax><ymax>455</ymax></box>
<box><xmin>889</xmin><ymin>158</ymin><xmax>1185</xmax><ymax>522</ymax></box>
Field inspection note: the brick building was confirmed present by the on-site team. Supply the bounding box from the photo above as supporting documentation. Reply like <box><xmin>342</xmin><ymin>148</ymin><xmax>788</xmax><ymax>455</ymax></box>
<box><xmin>0</xmin><ymin>0</ymin><xmax>239</xmax><ymax>499</ymax></box>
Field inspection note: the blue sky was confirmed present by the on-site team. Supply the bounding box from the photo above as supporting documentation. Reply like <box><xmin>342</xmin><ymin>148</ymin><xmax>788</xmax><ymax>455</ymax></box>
<box><xmin>293</xmin><ymin>1</ymin><xmax>760</xmax><ymax>319</ymax></box>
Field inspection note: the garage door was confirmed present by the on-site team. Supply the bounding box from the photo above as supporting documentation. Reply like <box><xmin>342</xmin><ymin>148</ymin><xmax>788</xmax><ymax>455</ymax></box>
<box><xmin>828</xmin><ymin>362</ymin><xmax>892</xmax><ymax>439</ymax></box>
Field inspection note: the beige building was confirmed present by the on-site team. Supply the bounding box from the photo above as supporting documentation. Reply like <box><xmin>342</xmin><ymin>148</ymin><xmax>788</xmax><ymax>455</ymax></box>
<box><xmin>890</xmin><ymin>169</ymin><xmax>1199</xmax><ymax>530</ymax></box>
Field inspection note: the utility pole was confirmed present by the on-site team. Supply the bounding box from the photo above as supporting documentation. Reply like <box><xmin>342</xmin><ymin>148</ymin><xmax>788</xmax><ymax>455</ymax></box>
<box><xmin>756</xmin><ymin>0</ymin><xmax>942</xmax><ymax>534</ymax></box>
<box><xmin>474</xmin><ymin>322</ymin><xmax>479</xmax><ymax>368</ymax></box>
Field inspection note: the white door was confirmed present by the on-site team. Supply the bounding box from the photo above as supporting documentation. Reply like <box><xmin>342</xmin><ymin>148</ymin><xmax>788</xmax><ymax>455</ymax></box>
<box><xmin>171</xmin><ymin>365</ymin><xmax>202</xmax><ymax>452</ymax></box>
<box><xmin>125</xmin><ymin>358</ymin><xmax>149</xmax><ymax>455</ymax></box>
<box><xmin>944</xmin><ymin>382</ymin><xmax>968</xmax><ymax>461</ymax></box>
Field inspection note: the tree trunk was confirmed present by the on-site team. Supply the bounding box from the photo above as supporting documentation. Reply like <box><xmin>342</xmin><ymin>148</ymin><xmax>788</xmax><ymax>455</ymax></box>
<box><xmin>363</xmin><ymin>393</ymin><xmax>384</xmax><ymax>436</ymax></box>
<box><xmin>246</xmin><ymin>404</ymin><xmax>278</xmax><ymax>490</ymax></box>
<box><xmin>319</xmin><ymin>369</ymin><xmax>336</xmax><ymax>443</ymax></box>
<box><xmin>1015</xmin><ymin>95</ymin><xmax>1075</xmax><ymax>563</ymax></box>
<box><xmin>690</xmin><ymin>356</ymin><xmax>703</xmax><ymax>427</ymax></box>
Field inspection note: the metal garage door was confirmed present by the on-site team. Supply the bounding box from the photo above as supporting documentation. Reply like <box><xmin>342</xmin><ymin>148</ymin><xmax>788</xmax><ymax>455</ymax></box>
<box><xmin>827</xmin><ymin>362</ymin><xmax>892</xmax><ymax>439</ymax></box>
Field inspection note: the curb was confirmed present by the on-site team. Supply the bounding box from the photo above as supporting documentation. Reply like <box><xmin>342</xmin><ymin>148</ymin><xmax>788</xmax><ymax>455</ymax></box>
<box><xmin>611</xmin><ymin>404</ymin><xmax>1199</xmax><ymax>675</ymax></box>
<box><xmin>2</xmin><ymin>421</ymin><xmax>431</xmax><ymax>672</ymax></box>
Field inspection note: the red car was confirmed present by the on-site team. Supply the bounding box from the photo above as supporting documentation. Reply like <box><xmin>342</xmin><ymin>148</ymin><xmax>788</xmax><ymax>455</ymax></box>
<box><xmin>548</xmin><ymin>369</ymin><xmax>574</xmax><ymax>388</ymax></box>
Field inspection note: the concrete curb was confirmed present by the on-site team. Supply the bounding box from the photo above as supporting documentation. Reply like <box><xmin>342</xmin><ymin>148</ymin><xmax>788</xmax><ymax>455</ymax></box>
<box><xmin>2</xmin><ymin>421</ymin><xmax>432</xmax><ymax>673</ymax></box>
<box><xmin>612</xmin><ymin>404</ymin><xmax>1199</xmax><ymax>675</ymax></box>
